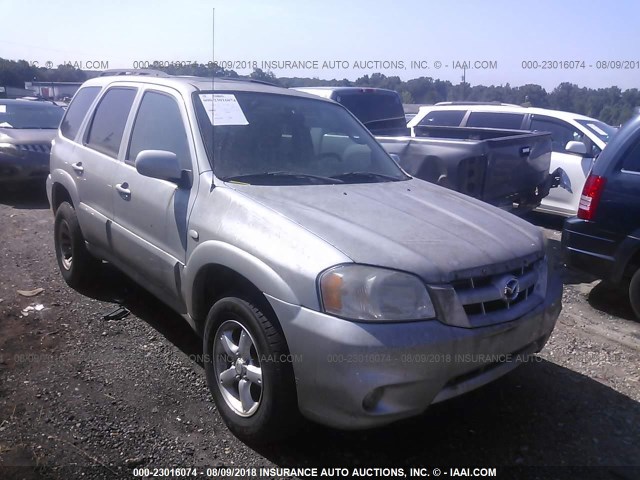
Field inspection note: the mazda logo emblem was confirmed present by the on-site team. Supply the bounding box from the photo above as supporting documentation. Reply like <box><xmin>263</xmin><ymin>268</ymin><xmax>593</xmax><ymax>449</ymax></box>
<box><xmin>503</xmin><ymin>277</ymin><xmax>520</xmax><ymax>302</ymax></box>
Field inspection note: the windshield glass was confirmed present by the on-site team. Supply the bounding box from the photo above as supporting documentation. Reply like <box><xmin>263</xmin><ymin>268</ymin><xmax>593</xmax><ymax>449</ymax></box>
<box><xmin>194</xmin><ymin>91</ymin><xmax>409</xmax><ymax>185</ymax></box>
<box><xmin>0</xmin><ymin>102</ymin><xmax>65</xmax><ymax>129</ymax></box>
<box><xmin>576</xmin><ymin>119</ymin><xmax>617</xmax><ymax>144</ymax></box>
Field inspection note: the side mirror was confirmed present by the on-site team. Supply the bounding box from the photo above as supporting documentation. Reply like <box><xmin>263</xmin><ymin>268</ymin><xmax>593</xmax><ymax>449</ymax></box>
<box><xmin>565</xmin><ymin>141</ymin><xmax>588</xmax><ymax>156</ymax></box>
<box><xmin>135</xmin><ymin>150</ymin><xmax>190</xmax><ymax>186</ymax></box>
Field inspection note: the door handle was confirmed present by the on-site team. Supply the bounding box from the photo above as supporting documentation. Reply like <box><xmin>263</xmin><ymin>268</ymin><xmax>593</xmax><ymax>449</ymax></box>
<box><xmin>71</xmin><ymin>162</ymin><xmax>84</xmax><ymax>173</ymax></box>
<box><xmin>115</xmin><ymin>182</ymin><xmax>131</xmax><ymax>197</ymax></box>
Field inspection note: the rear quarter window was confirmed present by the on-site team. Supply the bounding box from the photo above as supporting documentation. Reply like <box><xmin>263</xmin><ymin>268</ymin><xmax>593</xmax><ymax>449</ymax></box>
<box><xmin>418</xmin><ymin>110</ymin><xmax>466</xmax><ymax>127</ymax></box>
<box><xmin>466</xmin><ymin>112</ymin><xmax>525</xmax><ymax>129</ymax></box>
<box><xmin>60</xmin><ymin>87</ymin><xmax>101</xmax><ymax>140</ymax></box>
<box><xmin>621</xmin><ymin>138</ymin><xmax>640</xmax><ymax>172</ymax></box>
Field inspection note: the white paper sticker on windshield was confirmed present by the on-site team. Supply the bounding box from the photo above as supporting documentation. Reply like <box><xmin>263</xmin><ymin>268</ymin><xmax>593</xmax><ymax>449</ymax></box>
<box><xmin>0</xmin><ymin>105</ymin><xmax>6</xmax><ymax>113</ymax></box>
<box><xmin>199</xmin><ymin>94</ymin><xmax>248</xmax><ymax>126</ymax></box>
<box><xmin>587</xmin><ymin>123</ymin><xmax>607</xmax><ymax>136</ymax></box>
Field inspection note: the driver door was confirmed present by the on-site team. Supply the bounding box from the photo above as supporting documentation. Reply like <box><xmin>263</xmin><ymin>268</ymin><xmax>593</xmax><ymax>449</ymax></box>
<box><xmin>109</xmin><ymin>87</ymin><xmax>196</xmax><ymax>303</ymax></box>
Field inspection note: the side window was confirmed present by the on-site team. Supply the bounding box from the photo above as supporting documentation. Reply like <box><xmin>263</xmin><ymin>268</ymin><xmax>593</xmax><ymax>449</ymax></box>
<box><xmin>466</xmin><ymin>112</ymin><xmax>525</xmax><ymax>129</ymax></box>
<box><xmin>622</xmin><ymin>139</ymin><xmax>640</xmax><ymax>172</ymax></box>
<box><xmin>60</xmin><ymin>87</ymin><xmax>101</xmax><ymax>140</ymax></box>
<box><xmin>418</xmin><ymin>110</ymin><xmax>466</xmax><ymax>127</ymax></box>
<box><xmin>127</xmin><ymin>91</ymin><xmax>191</xmax><ymax>168</ymax></box>
<box><xmin>85</xmin><ymin>88</ymin><xmax>137</xmax><ymax>158</ymax></box>
<box><xmin>531</xmin><ymin>116</ymin><xmax>587</xmax><ymax>154</ymax></box>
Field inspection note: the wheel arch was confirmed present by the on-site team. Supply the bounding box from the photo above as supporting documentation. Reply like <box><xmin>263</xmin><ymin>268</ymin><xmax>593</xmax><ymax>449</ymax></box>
<box><xmin>186</xmin><ymin>241</ymin><xmax>299</xmax><ymax>335</ymax></box>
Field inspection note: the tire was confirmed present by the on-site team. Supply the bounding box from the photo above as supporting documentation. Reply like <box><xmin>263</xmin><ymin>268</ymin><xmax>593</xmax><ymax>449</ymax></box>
<box><xmin>203</xmin><ymin>296</ymin><xmax>299</xmax><ymax>443</ymax></box>
<box><xmin>53</xmin><ymin>201</ymin><xmax>100</xmax><ymax>288</ymax></box>
<box><xmin>630</xmin><ymin>268</ymin><xmax>640</xmax><ymax>320</ymax></box>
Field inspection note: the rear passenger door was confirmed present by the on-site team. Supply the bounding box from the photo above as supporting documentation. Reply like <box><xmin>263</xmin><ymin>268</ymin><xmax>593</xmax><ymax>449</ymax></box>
<box><xmin>73</xmin><ymin>87</ymin><xmax>137</xmax><ymax>248</ymax></box>
<box><xmin>110</xmin><ymin>87</ymin><xmax>196</xmax><ymax>303</ymax></box>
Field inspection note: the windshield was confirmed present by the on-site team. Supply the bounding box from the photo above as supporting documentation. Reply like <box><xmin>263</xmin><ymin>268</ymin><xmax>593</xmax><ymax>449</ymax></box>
<box><xmin>0</xmin><ymin>102</ymin><xmax>65</xmax><ymax>129</ymax></box>
<box><xmin>194</xmin><ymin>91</ymin><xmax>409</xmax><ymax>185</ymax></box>
<box><xmin>576</xmin><ymin>119</ymin><xmax>617</xmax><ymax>144</ymax></box>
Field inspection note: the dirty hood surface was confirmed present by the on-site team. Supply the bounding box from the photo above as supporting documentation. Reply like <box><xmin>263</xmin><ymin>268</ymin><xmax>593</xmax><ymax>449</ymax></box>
<box><xmin>229</xmin><ymin>179</ymin><xmax>543</xmax><ymax>282</ymax></box>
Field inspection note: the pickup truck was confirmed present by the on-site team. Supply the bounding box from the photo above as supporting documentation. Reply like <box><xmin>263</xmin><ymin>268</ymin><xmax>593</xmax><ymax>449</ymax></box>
<box><xmin>295</xmin><ymin>86</ymin><xmax>557</xmax><ymax>214</ymax></box>
<box><xmin>293</xmin><ymin>86</ymin><xmax>410</xmax><ymax>136</ymax></box>
<box><xmin>379</xmin><ymin>125</ymin><xmax>555</xmax><ymax>213</ymax></box>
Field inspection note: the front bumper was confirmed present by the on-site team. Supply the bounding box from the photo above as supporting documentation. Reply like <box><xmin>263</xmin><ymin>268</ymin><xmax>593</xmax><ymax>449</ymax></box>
<box><xmin>0</xmin><ymin>150</ymin><xmax>50</xmax><ymax>183</ymax></box>
<box><xmin>266</xmin><ymin>272</ymin><xmax>562</xmax><ymax>429</ymax></box>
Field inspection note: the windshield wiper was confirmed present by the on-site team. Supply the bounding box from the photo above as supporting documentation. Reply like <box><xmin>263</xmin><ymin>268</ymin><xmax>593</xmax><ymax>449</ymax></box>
<box><xmin>223</xmin><ymin>171</ymin><xmax>343</xmax><ymax>184</ymax></box>
<box><xmin>330</xmin><ymin>172</ymin><xmax>402</xmax><ymax>182</ymax></box>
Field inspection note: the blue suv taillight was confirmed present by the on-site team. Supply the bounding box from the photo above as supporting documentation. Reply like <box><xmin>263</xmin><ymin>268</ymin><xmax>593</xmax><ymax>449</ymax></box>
<box><xmin>578</xmin><ymin>174</ymin><xmax>607</xmax><ymax>221</ymax></box>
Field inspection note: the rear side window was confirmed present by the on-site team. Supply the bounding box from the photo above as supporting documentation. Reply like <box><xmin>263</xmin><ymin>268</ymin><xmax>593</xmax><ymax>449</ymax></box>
<box><xmin>85</xmin><ymin>88</ymin><xmax>137</xmax><ymax>158</ymax></box>
<box><xmin>466</xmin><ymin>112</ymin><xmax>524</xmax><ymax>129</ymax></box>
<box><xmin>334</xmin><ymin>91</ymin><xmax>405</xmax><ymax>124</ymax></box>
<box><xmin>622</xmin><ymin>139</ymin><xmax>640</xmax><ymax>172</ymax></box>
<box><xmin>127</xmin><ymin>91</ymin><xmax>191</xmax><ymax>168</ymax></box>
<box><xmin>418</xmin><ymin>110</ymin><xmax>466</xmax><ymax>127</ymax></box>
<box><xmin>60</xmin><ymin>87</ymin><xmax>101</xmax><ymax>140</ymax></box>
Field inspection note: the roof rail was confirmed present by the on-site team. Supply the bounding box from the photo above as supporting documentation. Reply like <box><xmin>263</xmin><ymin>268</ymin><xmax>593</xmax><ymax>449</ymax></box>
<box><xmin>434</xmin><ymin>101</ymin><xmax>522</xmax><ymax>107</ymax></box>
<box><xmin>211</xmin><ymin>76</ymin><xmax>278</xmax><ymax>87</ymax></box>
<box><xmin>99</xmin><ymin>69</ymin><xmax>169</xmax><ymax>77</ymax></box>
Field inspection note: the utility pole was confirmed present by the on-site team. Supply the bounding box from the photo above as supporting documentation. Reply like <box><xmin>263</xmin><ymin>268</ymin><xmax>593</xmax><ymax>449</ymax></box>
<box><xmin>462</xmin><ymin>67</ymin><xmax>466</xmax><ymax>101</ymax></box>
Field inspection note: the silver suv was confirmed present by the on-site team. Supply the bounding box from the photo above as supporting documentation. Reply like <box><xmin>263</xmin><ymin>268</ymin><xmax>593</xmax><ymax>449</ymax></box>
<box><xmin>47</xmin><ymin>71</ymin><xmax>562</xmax><ymax>442</ymax></box>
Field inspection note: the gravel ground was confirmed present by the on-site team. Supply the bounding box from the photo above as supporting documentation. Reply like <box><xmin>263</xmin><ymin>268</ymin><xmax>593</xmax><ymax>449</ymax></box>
<box><xmin>0</xmin><ymin>187</ymin><xmax>638</xmax><ymax>480</ymax></box>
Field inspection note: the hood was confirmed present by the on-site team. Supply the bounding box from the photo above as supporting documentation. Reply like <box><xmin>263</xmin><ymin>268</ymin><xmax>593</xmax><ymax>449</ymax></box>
<box><xmin>0</xmin><ymin>128</ymin><xmax>57</xmax><ymax>144</ymax></box>
<box><xmin>227</xmin><ymin>179</ymin><xmax>543</xmax><ymax>282</ymax></box>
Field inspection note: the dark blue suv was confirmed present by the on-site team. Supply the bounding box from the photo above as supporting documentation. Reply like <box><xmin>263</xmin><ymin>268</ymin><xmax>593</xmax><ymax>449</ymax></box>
<box><xmin>562</xmin><ymin>114</ymin><xmax>640</xmax><ymax>318</ymax></box>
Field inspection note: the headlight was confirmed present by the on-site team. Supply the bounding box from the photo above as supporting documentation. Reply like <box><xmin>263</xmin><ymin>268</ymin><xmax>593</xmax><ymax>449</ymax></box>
<box><xmin>318</xmin><ymin>264</ymin><xmax>436</xmax><ymax>321</ymax></box>
<box><xmin>0</xmin><ymin>142</ymin><xmax>18</xmax><ymax>149</ymax></box>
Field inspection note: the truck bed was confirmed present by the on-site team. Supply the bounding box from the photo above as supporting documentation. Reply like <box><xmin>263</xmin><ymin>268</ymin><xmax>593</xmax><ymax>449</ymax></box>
<box><xmin>377</xmin><ymin>126</ymin><xmax>553</xmax><ymax>213</ymax></box>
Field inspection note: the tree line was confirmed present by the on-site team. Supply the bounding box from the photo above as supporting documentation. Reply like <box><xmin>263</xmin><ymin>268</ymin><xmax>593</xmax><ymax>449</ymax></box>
<box><xmin>2</xmin><ymin>57</ymin><xmax>638</xmax><ymax>125</ymax></box>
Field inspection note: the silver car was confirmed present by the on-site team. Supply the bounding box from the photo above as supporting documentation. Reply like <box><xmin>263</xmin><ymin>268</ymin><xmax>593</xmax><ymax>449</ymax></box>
<box><xmin>0</xmin><ymin>99</ymin><xmax>64</xmax><ymax>183</ymax></box>
<box><xmin>47</xmin><ymin>71</ymin><xmax>562</xmax><ymax>442</ymax></box>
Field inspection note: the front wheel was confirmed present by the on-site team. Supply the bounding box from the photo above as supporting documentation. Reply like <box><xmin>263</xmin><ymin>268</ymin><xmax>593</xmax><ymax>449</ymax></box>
<box><xmin>203</xmin><ymin>296</ymin><xmax>299</xmax><ymax>443</ymax></box>
<box><xmin>629</xmin><ymin>268</ymin><xmax>640</xmax><ymax>319</ymax></box>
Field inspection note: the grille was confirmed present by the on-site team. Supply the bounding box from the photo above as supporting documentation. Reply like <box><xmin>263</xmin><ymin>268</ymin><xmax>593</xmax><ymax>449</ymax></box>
<box><xmin>451</xmin><ymin>259</ymin><xmax>543</xmax><ymax>323</ymax></box>
<box><xmin>17</xmin><ymin>144</ymin><xmax>51</xmax><ymax>153</ymax></box>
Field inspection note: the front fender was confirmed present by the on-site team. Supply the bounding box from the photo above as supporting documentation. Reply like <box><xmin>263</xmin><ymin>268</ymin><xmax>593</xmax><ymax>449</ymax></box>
<box><xmin>184</xmin><ymin>240</ymin><xmax>302</xmax><ymax>318</ymax></box>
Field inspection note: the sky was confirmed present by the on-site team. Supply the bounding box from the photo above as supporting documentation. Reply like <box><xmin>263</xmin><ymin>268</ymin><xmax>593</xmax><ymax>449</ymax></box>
<box><xmin>1</xmin><ymin>0</ymin><xmax>638</xmax><ymax>90</ymax></box>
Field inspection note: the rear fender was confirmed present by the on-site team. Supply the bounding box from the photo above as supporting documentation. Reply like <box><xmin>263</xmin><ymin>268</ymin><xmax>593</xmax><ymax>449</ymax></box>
<box><xmin>49</xmin><ymin>168</ymin><xmax>80</xmax><ymax>212</ymax></box>
<box><xmin>612</xmin><ymin>229</ymin><xmax>640</xmax><ymax>282</ymax></box>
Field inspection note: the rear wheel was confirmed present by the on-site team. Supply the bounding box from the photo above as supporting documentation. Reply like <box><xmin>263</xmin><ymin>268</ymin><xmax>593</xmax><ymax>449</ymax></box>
<box><xmin>629</xmin><ymin>268</ymin><xmax>640</xmax><ymax>319</ymax></box>
<box><xmin>54</xmin><ymin>202</ymin><xmax>99</xmax><ymax>288</ymax></box>
<box><xmin>203</xmin><ymin>296</ymin><xmax>299</xmax><ymax>443</ymax></box>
